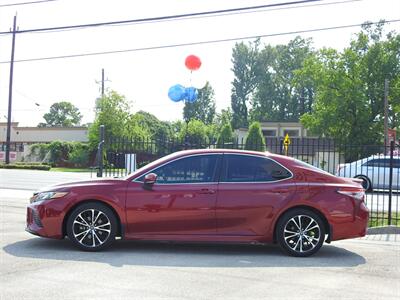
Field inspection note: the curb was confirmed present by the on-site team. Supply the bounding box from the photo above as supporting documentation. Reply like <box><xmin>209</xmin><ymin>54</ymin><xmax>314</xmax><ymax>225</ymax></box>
<box><xmin>367</xmin><ymin>225</ymin><xmax>400</xmax><ymax>235</ymax></box>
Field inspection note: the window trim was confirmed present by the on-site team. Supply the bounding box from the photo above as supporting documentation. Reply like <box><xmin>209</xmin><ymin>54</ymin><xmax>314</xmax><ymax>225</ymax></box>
<box><xmin>219</xmin><ymin>153</ymin><xmax>294</xmax><ymax>184</ymax></box>
<box><xmin>132</xmin><ymin>153</ymin><xmax>222</xmax><ymax>185</ymax></box>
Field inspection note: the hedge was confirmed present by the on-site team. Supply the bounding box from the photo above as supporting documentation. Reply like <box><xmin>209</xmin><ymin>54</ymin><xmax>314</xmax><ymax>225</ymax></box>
<box><xmin>0</xmin><ymin>163</ymin><xmax>51</xmax><ymax>171</ymax></box>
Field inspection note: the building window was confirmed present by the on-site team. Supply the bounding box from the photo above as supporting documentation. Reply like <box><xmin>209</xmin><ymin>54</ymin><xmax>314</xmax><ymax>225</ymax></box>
<box><xmin>283</xmin><ymin>129</ymin><xmax>300</xmax><ymax>137</ymax></box>
<box><xmin>263</xmin><ymin>130</ymin><xmax>277</xmax><ymax>137</ymax></box>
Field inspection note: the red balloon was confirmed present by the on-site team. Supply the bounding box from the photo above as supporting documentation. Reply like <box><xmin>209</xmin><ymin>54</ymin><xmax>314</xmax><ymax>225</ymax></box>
<box><xmin>185</xmin><ymin>55</ymin><xmax>201</xmax><ymax>71</ymax></box>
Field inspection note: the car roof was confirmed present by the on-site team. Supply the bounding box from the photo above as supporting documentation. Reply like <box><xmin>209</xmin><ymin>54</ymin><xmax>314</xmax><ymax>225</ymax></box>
<box><xmin>169</xmin><ymin>148</ymin><xmax>270</xmax><ymax>157</ymax></box>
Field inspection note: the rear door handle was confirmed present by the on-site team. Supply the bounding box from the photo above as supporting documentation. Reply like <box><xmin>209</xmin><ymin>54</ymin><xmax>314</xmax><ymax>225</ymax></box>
<box><xmin>199</xmin><ymin>188</ymin><xmax>215</xmax><ymax>194</ymax></box>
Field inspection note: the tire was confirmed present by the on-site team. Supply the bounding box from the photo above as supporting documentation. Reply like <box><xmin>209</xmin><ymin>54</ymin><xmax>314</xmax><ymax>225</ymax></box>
<box><xmin>66</xmin><ymin>202</ymin><xmax>117</xmax><ymax>251</ymax></box>
<box><xmin>276</xmin><ymin>208</ymin><xmax>325</xmax><ymax>257</ymax></box>
<box><xmin>355</xmin><ymin>175</ymin><xmax>372</xmax><ymax>192</ymax></box>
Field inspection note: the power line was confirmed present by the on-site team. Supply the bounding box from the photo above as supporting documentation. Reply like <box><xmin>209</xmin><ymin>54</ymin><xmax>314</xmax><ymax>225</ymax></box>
<box><xmin>0</xmin><ymin>0</ymin><xmax>364</xmax><ymax>36</ymax></box>
<box><xmin>0</xmin><ymin>19</ymin><xmax>398</xmax><ymax>64</ymax></box>
<box><xmin>0</xmin><ymin>0</ymin><xmax>324</xmax><ymax>35</ymax></box>
<box><xmin>0</xmin><ymin>0</ymin><xmax>59</xmax><ymax>7</ymax></box>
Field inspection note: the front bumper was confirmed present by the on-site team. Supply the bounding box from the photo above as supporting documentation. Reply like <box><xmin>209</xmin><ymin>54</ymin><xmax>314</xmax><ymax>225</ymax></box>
<box><xmin>26</xmin><ymin>201</ymin><xmax>66</xmax><ymax>239</ymax></box>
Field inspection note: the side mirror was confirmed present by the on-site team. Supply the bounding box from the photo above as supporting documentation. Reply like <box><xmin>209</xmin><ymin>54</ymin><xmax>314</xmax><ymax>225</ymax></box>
<box><xmin>143</xmin><ymin>173</ymin><xmax>157</xmax><ymax>186</ymax></box>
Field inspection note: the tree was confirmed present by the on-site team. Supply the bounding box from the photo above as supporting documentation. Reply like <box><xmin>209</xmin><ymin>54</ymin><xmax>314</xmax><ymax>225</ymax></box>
<box><xmin>183</xmin><ymin>82</ymin><xmax>216</xmax><ymax>125</ymax></box>
<box><xmin>231</xmin><ymin>40</ymin><xmax>260</xmax><ymax>129</ymax></box>
<box><xmin>245</xmin><ymin>122</ymin><xmax>266</xmax><ymax>152</ymax></box>
<box><xmin>217</xmin><ymin>123</ymin><xmax>234</xmax><ymax>148</ymax></box>
<box><xmin>88</xmin><ymin>90</ymin><xmax>132</xmax><ymax>149</ymax></box>
<box><xmin>250</xmin><ymin>37</ymin><xmax>315</xmax><ymax>122</ymax></box>
<box><xmin>300</xmin><ymin>22</ymin><xmax>400</xmax><ymax>145</ymax></box>
<box><xmin>178</xmin><ymin>119</ymin><xmax>209</xmax><ymax>145</ymax></box>
<box><xmin>129</xmin><ymin>111</ymin><xmax>173</xmax><ymax>140</ymax></box>
<box><xmin>38</xmin><ymin>101</ymin><xmax>82</xmax><ymax>127</ymax></box>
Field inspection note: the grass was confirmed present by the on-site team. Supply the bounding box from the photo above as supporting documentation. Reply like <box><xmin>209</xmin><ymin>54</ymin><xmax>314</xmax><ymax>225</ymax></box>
<box><xmin>50</xmin><ymin>167</ymin><xmax>95</xmax><ymax>173</ymax></box>
<box><xmin>369</xmin><ymin>212</ymin><xmax>400</xmax><ymax>227</ymax></box>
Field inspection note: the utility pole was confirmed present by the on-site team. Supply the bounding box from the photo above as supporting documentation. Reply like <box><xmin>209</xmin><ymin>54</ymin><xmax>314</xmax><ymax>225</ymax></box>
<box><xmin>5</xmin><ymin>15</ymin><xmax>17</xmax><ymax>164</ymax></box>
<box><xmin>101</xmin><ymin>68</ymin><xmax>105</xmax><ymax>97</ymax></box>
<box><xmin>384</xmin><ymin>79</ymin><xmax>389</xmax><ymax>149</ymax></box>
<box><xmin>96</xmin><ymin>68</ymin><xmax>109</xmax><ymax>98</ymax></box>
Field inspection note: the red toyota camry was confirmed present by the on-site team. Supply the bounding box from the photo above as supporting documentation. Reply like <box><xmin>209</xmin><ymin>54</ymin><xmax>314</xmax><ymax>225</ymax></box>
<box><xmin>26</xmin><ymin>149</ymin><xmax>369</xmax><ymax>257</ymax></box>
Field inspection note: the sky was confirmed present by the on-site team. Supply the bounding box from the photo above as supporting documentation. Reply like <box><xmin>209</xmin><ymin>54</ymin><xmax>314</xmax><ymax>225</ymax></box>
<box><xmin>0</xmin><ymin>0</ymin><xmax>399</xmax><ymax>127</ymax></box>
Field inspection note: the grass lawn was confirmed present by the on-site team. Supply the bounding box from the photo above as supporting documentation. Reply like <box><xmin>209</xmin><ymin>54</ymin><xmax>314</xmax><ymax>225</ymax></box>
<box><xmin>369</xmin><ymin>212</ymin><xmax>400</xmax><ymax>227</ymax></box>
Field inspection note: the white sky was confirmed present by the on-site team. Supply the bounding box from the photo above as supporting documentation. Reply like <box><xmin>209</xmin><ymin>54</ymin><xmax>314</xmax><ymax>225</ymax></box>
<box><xmin>0</xmin><ymin>0</ymin><xmax>399</xmax><ymax>126</ymax></box>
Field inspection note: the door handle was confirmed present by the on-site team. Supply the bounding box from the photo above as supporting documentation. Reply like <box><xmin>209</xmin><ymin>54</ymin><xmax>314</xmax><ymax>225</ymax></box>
<box><xmin>199</xmin><ymin>188</ymin><xmax>215</xmax><ymax>194</ymax></box>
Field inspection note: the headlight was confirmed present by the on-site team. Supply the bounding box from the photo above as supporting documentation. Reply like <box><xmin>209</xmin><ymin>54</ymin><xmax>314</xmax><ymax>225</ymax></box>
<box><xmin>30</xmin><ymin>191</ymin><xmax>69</xmax><ymax>203</ymax></box>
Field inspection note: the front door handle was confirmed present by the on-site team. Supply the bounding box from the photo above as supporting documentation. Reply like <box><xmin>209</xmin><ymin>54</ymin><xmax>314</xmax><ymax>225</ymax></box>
<box><xmin>199</xmin><ymin>188</ymin><xmax>215</xmax><ymax>194</ymax></box>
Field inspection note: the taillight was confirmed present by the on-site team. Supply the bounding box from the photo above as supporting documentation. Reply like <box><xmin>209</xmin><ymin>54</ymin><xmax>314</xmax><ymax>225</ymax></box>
<box><xmin>337</xmin><ymin>187</ymin><xmax>365</xmax><ymax>201</ymax></box>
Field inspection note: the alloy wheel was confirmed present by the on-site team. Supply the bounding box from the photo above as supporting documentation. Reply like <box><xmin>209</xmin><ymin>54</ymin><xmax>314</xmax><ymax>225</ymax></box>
<box><xmin>283</xmin><ymin>214</ymin><xmax>322</xmax><ymax>254</ymax></box>
<box><xmin>72</xmin><ymin>208</ymin><xmax>112</xmax><ymax>248</ymax></box>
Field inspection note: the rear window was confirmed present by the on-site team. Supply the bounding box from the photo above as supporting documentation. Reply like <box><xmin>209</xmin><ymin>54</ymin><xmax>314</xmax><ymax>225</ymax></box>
<box><xmin>293</xmin><ymin>159</ymin><xmax>332</xmax><ymax>176</ymax></box>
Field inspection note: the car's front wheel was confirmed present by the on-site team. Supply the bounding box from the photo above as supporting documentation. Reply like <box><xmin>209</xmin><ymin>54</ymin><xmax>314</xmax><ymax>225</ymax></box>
<box><xmin>66</xmin><ymin>202</ymin><xmax>117</xmax><ymax>251</ymax></box>
<box><xmin>276</xmin><ymin>209</ymin><xmax>325</xmax><ymax>257</ymax></box>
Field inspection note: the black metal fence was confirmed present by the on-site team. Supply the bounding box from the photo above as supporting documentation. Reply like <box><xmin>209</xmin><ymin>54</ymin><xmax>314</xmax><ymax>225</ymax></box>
<box><xmin>97</xmin><ymin>134</ymin><xmax>400</xmax><ymax>228</ymax></box>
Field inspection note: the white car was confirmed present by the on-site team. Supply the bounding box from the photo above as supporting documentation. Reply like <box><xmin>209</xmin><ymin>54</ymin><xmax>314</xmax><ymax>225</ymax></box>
<box><xmin>336</xmin><ymin>155</ymin><xmax>400</xmax><ymax>191</ymax></box>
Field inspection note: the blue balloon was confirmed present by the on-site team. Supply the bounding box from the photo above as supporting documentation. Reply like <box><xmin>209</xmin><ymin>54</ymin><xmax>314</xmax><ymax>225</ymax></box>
<box><xmin>168</xmin><ymin>84</ymin><xmax>185</xmax><ymax>102</ymax></box>
<box><xmin>185</xmin><ymin>87</ymin><xmax>198</xmax><ymax>103</ymax></box>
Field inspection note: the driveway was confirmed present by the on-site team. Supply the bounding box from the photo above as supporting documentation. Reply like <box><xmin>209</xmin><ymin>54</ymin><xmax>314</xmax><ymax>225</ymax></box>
<box><xmin>0</xmin><ymin>169</ymin><xmax>399</xmax><ymax>299</ymax></box>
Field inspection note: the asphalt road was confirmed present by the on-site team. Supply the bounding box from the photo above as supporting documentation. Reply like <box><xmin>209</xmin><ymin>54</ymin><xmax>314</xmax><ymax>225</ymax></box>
<box><xmin>1</xmin><ymin>169</ymin><xmax>400</xmax><ymax>299</ymax></box>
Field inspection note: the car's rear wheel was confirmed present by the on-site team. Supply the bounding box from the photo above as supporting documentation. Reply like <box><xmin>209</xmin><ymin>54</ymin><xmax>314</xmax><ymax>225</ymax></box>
<box><xmin>276</xmin><ymin>209</ymin><xmax>325</xmax><ymax>257</ymax></box>
<box><xmin>355</xmin><ymin>175</ymin><xmax>372</xmax><ymax>192</ymax></box>
<box><xmin>66</xmin><ymin>202</ymin><xmax>117</xmax><ymax>251</ymax></box>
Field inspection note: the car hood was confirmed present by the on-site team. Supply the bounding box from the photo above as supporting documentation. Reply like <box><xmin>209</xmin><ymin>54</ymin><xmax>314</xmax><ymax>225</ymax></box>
<box><xmin>37</xmin><ymin>178</ymin><xmax>127</xmax><ymax>192</ymax></box>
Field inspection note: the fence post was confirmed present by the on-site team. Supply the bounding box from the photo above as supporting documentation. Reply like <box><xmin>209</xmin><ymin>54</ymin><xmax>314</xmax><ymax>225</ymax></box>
<box><xmin>97</xmin><ymin>125</ymin><xmax>105</xmax><ymax>178</ymax></box>
<box><xmin>388</xmin><ymin>140</ymin><xmax>394</xmax><ymax>225</ymax></box>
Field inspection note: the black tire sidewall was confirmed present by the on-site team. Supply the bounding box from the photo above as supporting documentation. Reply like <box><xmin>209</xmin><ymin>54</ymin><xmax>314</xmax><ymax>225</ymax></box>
<box><xmin>66</xmin><ymin>202</ymin><xmax>117</xmax><ymax>251</ymax></box>
<box><xmin>276</xmin><ymin>208</ymin><xmax>325</xmax><ymax>257</ymax></box>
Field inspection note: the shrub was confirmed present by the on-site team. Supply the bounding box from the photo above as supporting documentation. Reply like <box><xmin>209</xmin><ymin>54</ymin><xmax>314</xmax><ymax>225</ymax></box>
<box><xmin>67</xmin><ymin>143</ymin><xmax>90</xmax><ymax>167</ymax></box>
<box><xmin>217</xmin><ymin>123</ymin><xmax>234</xmax><ymax>148</ymax></box>
<box><xmin>0</xmin><ymin>163</ymin><xmax>51</xmax><ymax>171</ymax></box>
<box><xmin>245</xmin><ymin>122</ymin><xmax>266</xmax><ymax>152</ymax></box>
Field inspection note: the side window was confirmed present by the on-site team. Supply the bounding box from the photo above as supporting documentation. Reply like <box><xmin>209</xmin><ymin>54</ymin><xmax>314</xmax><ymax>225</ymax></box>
<box><xmin>137</xmin><ymin>155</ymin><xmax>219</xmax><ymax>184</ymax></box>
<box><xmin>364</xmin><ymin>159</ymin><xmax>390</xmax><ymax>168</ymax></box>
<box><xmin>221</xmin><ymin>155</ymin><xmax>291</xmax><ymax>182</ymax></box>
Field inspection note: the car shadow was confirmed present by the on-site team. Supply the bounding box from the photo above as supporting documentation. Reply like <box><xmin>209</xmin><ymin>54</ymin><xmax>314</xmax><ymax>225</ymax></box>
<box><xmin>3</xmin><ymin>237</ymin><xmax>366</xmax><ymax>268</ymax></box>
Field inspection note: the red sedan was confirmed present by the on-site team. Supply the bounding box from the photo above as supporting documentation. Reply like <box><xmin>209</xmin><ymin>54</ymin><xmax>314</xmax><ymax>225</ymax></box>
<box><xmin>26</xmin><ymin>149</ymin><xmax>369</xmax><ymax>257</ymax></box>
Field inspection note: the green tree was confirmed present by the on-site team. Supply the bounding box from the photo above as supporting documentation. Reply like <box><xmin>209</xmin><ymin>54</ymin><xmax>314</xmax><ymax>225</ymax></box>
<box><xmin>129</xmin><ymin>111</ymin><xmax>173</xmax><ymax>140</ymax></box>
<box><xmin>300</xmin><ymin>22</ymin><xmax>400</xmax><ymax>145</ymax></box>
<box><xmin>250</xmin><ymin>37</ymin><xmax>315</xmax><ymax>122</ymax></box>
<box><xmin>183</xmin><ymin>82</ymin><xmax>216</xmax><ymax>125</ymax></box>
<box><xmin>231</xmin><ymin>39</ymin><xmax>260</xmax><ymax>129</ymax></box>
<box><xmin>88</xmin><ymin>90</ymin><xmax>131</xmax><ymax>149</ymax></box>
<box><xmin>217</xmin><ymin>123</ymin><xmax>234</xmax><ymax>148</ymax></box>
<box><xmin>245</xmin><ymin>122</ymin><xmax>266</xmax><ymax>152</ymax></box>
<box><xmin>178</xmin><ymin>119</ymin><xmax>209</xmax><ymax>145</ymax></box>
<box><xmin>38</xmin><ymin>101</ymin><xmax>82</xmax><ymax>127</ymax></box>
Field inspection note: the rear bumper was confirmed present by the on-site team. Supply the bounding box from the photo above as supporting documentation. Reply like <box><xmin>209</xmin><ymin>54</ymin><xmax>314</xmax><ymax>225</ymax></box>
<box><xmin>331</xmin><ymin>201</ymin><xmax>369</xmax><ymax>241</ymax></box>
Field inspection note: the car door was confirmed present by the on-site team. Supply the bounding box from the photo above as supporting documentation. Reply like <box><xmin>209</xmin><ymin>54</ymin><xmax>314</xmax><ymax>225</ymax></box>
<box><xmin>216</xmin><ymin>154</ymin><xmax>296</xmax><ymax>236</ymax></box>
<box><xmin>125</xmin><ymin>154</ymin><xmax>221</xmax><ymax>236</ymax></box>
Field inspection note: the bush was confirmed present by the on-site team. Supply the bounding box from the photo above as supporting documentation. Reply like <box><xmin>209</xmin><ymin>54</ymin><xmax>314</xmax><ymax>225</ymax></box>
<box><xmin>0</xmin><ymin>163</ymin><xmax>51</xmax><ymax>171</ymax></box>
<box><xmin>67</xmin><ymin>143</ymin><xmax>90</xmax><ymax>167</ymax></box>
<box><xmin>245</xmin><ymin>122</ymin><xmax>266</xmax><ymax>152</ymax></box>
<box><xmin>27</xmin><ymin>141</ymin><xmax>92</xmax><ymax>167</ymax></box>
<box><xmin>217</xmin><ymin>123</ymin><xmax>234</xmax><ymax>148</ymax></box>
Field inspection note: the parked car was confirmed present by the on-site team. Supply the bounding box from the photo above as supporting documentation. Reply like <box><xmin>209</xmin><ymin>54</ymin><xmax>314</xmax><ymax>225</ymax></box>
<box><xmin>26</xmin><ymin>149</ymin><xmax>368</xmax><ymax>257</ymax></box>
<box><xmin>336</xmin><ymin>155</ymin><xmax>400</xmax><ymax>191</ymax></box>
